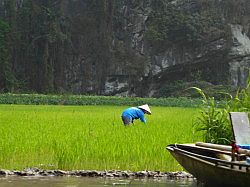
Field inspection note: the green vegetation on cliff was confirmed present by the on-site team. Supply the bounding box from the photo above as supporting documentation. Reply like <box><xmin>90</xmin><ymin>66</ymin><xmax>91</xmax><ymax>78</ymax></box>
<box><xmin>145</xmin><ymin>1</ymin><xmax>226</xmax><ymax>52</ymax></box>
<box><xmin>0</xmin><ymin>18</ymin><xmax>17</xmax><ymax>91</ymax></box>
<box><xmin>0</xmin><ymin>0</ymin><xmax>248</xmax><ymax>96</ymax></box>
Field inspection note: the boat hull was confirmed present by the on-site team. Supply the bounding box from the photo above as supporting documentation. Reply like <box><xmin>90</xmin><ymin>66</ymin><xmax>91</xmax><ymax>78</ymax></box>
<box><xmin>167</xmin><ymin>145</ymin><xmax>250</xmax><ymax>187</ymax></box>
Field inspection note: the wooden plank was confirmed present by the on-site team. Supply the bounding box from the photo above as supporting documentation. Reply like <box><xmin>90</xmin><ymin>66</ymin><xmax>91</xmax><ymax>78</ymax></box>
<box><xmin>196</xmin><ymin>142</ymin><xmax>250</xmax><ymax>156</ymax></box>
<box><xmin>230</xmin><ymin>112</ymin><xmax>250</xmax><ymax>144</ymax></box>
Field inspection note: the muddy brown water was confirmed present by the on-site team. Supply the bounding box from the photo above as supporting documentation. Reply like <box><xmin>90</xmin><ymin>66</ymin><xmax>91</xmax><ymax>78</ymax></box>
<box><xmin>0</xmin><ymin>177</ymin><xmax>198</xmax><ymax>187</ymax></box>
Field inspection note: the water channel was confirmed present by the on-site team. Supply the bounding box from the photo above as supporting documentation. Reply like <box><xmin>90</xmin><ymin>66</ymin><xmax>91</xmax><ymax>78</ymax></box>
<box><xmin>0</xmin><ymin>176</ymin><xmax>198</xmax><ymax>187</ymax></box>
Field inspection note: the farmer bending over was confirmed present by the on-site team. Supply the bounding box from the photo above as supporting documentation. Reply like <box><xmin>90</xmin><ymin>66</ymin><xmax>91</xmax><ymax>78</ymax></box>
<box><xmin>121</xmin><ymin>104</ymin><xmax>151</xmax><ymax>126</ymax></box>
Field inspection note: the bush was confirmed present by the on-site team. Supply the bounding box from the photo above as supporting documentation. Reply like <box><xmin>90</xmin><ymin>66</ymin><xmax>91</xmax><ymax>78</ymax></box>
<box><xmin>192</xmin><ymin>76</ymin><xmax>250</xmax><ymax>144</ymax></box>
<box><xmin>0</xmin><ymin>93</ymin><xmax>202</xmax><ymax>108</ymax></box>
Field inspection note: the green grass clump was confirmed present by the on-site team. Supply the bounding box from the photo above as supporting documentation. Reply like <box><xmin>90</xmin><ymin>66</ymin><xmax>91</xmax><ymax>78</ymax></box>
<box><xmin>0</xmin><ymin>105</ymin><xmax>200</xmax><ymax>171</ymax></box>
<box><xmin>191</xmin><ymin>76</ymin><xmax>250</xmax><ymax>144</ymax></box>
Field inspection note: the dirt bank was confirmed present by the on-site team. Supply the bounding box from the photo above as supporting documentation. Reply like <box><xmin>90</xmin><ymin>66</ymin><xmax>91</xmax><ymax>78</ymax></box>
<box><xmin>0</xmin><ymin>168</ymin><xmax>193</xmax><ymax>179</ymax></box>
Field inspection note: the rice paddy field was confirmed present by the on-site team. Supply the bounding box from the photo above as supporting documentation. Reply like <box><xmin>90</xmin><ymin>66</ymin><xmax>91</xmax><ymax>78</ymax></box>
<box><xmin>0</xmin><ymin>104</ymin><xmax>201</xmax><ymax>172</ymax></box>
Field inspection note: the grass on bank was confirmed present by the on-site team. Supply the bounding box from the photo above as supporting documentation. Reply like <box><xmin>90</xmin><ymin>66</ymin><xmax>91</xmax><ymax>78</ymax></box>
<box><xmin>0</xmin><ymin>93</ymin><xmax>202</xmax><ymax>107</ymax></box>
<box><xmin>0</xmin><ymin>105</ymin><xmax>201</xmax><ymax>171</ymax></box>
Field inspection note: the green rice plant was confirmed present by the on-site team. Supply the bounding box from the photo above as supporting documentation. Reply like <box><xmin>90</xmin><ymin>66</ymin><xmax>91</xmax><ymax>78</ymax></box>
<box><xmin>191</xmin><ymin>87</ymin><xmax>233</xmax><ymax>144</ymax></box>
<box><xmin>230</xmin><ymin>74</ymin><xmax>250</xmax><ymax>111</ymax></box>
<box><xmin>191</xmin><ymin>77</ymin><xmax>250</xmax><ymax>144</ymax></box>
<box><xmin>0</xmin><ymin>105</ymin><xmax>200</xmax><ymax>171</ymax></box>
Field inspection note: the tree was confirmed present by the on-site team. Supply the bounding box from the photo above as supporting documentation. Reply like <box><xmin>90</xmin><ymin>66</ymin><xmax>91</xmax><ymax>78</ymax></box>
<box><xmin>0</xmin><ymin>18</ymin><xmax>17</xmax><ymax>92</ymax></box>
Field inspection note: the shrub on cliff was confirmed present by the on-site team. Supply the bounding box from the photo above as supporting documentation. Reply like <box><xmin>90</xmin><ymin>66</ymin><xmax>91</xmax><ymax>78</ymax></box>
<box><xmin>145</xmin><ymin>1</ymin><xmax>225</xmax><ymax>52</ymax></box>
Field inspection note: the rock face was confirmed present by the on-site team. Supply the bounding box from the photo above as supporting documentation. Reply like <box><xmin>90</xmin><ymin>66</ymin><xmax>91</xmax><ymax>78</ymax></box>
<box><xmin>0</xmin><ymin>0</ymin><xmax>250</xmax><ymax>96</ymax></box>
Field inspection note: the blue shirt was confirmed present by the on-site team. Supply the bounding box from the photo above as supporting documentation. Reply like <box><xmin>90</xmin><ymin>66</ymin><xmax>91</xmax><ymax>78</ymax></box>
<box><xmin>122</xmin><ymin>107</ymin><xmax>146</xmax><ymax>123</ymax></box>
<box><xmin>237</xmin><ymin>144</ymin><xmax>250</xmax><ymax>150</ymax></box>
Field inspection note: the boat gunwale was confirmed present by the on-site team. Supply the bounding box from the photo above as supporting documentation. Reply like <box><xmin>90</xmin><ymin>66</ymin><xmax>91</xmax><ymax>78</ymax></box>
<box><xmin>167</xmin><ymin>144</ymin><xmax>250</xmax><ymax>170</ymax></box>
<box><xmin>174</xmin><ymin>143</ymin><xmax>234</xmax><ymax>156</ymax></box>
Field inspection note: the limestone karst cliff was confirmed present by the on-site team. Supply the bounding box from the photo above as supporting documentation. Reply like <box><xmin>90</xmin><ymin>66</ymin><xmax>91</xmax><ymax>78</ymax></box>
<box><xmin>0</xmin><ymin>0</ymin><xmax>249</xmax><ymax>97</ymax></box>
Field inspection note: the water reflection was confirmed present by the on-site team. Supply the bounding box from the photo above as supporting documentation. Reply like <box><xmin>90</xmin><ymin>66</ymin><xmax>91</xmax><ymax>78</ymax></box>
<box><xmin>0</xmin><ymin>177</ymin><xmax>198</xmax><ymax>187</ymax></box>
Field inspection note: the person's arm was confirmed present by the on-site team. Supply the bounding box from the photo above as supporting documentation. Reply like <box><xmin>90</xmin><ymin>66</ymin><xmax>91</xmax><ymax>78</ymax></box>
<box><xmin>140</xmin><ymin>117</ymin><xmax>146</xmax><ymax>123</ymax></box>
<box><xmin>139</xmin><ymin>112</ymin><xmax>146</xmax><ymax>123</ymax></box>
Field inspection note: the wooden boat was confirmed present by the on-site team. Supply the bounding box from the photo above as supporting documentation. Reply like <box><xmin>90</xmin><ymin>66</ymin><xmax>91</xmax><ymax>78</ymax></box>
<box><xmin>167</xmin><ymin>112</ymin><xmax>250</xmax><ymax>186</ymax></box>
<box><xmin>167</xmin><ymin>143</ymin><xmax>250</xmax><ymax>187</ymax></box>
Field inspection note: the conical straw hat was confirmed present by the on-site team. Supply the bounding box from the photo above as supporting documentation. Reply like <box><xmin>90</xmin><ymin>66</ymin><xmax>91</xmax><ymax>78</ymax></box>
<box><xmin>138</xmin><ymin>104</ymin><xmax>151</xmax><ymax>114</ymax></box>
